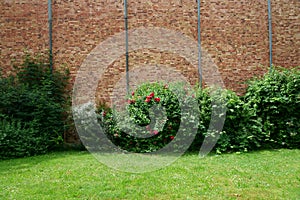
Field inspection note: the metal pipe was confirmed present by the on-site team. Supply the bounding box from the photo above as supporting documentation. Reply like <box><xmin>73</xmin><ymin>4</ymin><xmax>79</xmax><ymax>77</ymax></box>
<box><xmin>268</xmin><ymin>0</ymin><xmax>273</xmax><ymax>72</ymax></box>
<box><xmin>124</xmin><ymin>0</ymin><xmax>129</xmax><ymax>94</ymax></box>
<box><xmin>197</xmin><ymin>0</ymin><xmax>202</xmax><ymax>88</ymax></box>
<box><xmin>48</xmin><ymin>0</ymin><xmax>53</xmax><ymax>73</ymax></box>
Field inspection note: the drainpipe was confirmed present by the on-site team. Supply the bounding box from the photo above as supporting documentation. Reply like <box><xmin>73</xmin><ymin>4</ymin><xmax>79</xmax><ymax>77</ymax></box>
<box><xmin>268</xmin><ymin>0</ymin><xmax>273</xmax><ymax>72</ymax></box>
<box><xmin>48</xmin><ymin>0</ymin><xmax>53</xmax><ymax>73</ymax></box>
<box><xmin>197</xmin><ymin>0</ymin><xmax>202</xmax><ymax>88</ymax></box>
<box><xmin>124</xmin><ymin>0</ymin><xmax>129</xmax><ymax>94</ymax></box>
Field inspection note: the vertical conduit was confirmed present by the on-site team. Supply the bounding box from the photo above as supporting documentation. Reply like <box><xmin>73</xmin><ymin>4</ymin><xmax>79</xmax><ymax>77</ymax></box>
<box><xmin>197</xmin><ymin>0</ymin><xmax>202</xmax><ymax>88</ymax></box>
<box><xmin>268</xmin><ymin>0</ymin><xmax>273</xmax><ymax>71</ymax></box>
<box><xmin>48</xmin><ymin>0</ymin><xmax>53</xmax><ymax>73</ymax></box>
<box><xmin>124</xmin><ymin>0</ymin><xmax>129</xmax><ymax>94</ymax></box>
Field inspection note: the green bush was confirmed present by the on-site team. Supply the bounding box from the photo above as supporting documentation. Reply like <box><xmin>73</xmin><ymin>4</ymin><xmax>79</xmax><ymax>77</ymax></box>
<box><xmin>192</xmin><ymin>68</ymin><xmax>299</xmax><ymax>152</ymax></box>
<box><xmin>244</xmin><ymin>67</ymin><xmax>300</xmax><ymax>148</ymax></box>
<box><xmin>0</xmin><ymin>54</ymin><xmax>69</xmax><ymax>159</ymax></box>
<box><xmin>214</xmin><ymin>90</ymin><xmax>264</xmax><ymax>152</ymax></box>
<box><xmin>189</xmin><ymin>88</ymin><xmax>265</xmax><ymax>153</ymax></box>
<box><xmin>98</xmin><ymin>83</ymin><xmax>265</xmax><ymax>154</ymax></box>
<box><xmin>97</xmin><ymin>67</ymin><xmax>299</xmax><ymax>154</ymax></box>
<box><xmin>0</xmin><ymin>117</ymin><xmax>49</xmax><ymax>159</ymax></box>
<box><xmin>98</xmin><ymin>82</ymin><xmax>199</xmax><ymax>153</ymax></box>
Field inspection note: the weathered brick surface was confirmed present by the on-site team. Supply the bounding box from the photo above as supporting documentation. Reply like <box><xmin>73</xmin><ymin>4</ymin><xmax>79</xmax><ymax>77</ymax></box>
<box><xmin>0</xmin><ymin>1</ymin><xmax>48</xmax><ymax>74</ymax></box>
<box><xmin>272</xmin><ymin>0</ymin><xmax>299</xmax><ymax>68</ymax></box>
<box><xmin>1</xmin><ymin>0</ymin><xmax>299</xmax><ymax>97</ymax></box>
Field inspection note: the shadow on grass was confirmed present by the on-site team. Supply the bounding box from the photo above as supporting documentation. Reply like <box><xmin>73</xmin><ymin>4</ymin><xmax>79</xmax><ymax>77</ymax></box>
<box><xmin>0</xmin><ymin>147</ymin><xmax>88</xmax><ymax>172</ymax></box>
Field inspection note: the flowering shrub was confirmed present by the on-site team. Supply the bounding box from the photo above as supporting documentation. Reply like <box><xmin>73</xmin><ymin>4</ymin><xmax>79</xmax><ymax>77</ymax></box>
<box><xmin>98</xmin><ymin>82</ymin><xmax>199</xmax><ymax>153</ymax></box>
<box><xmin>97</xmin><ymin>67</ymin><xmax>299</xmax><ymax>154</ymax></box>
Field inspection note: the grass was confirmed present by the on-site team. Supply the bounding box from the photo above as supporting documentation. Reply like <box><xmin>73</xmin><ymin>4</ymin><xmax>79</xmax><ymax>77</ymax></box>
<box><xmin>0</xmin><ymin>149</ymin><xmax>299</xmax><ymax>200</ymax></box>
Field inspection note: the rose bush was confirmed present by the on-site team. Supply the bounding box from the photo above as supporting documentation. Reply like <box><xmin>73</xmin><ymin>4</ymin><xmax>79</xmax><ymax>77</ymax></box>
<box><xmin>97</xmin><ymin>67</ymin><xmax>299</xmax><ymax>154</ymax></box>
<box><xmin>98</xmin><ymin>82</ymin><xmax>199</xmax><ymax>153</ymax></box>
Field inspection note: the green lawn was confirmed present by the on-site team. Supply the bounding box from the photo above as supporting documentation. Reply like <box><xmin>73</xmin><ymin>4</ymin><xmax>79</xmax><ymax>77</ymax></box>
<box><xmin>0</xmin><ymin>149</ymin><xmax>299</xmax><ymax>200</ymax></box>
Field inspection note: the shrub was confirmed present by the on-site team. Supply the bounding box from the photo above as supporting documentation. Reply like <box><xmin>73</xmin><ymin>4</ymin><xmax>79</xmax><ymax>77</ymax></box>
<box><xmin>0</xmin><ymin>117</ymin><xmax>49</xmax><ymax>159</ymax></box>
<box><xmin>215</xmin><ymin>90</ymin><xmax>264</xmax><ymax>152</ymax></box>
<box><xmin>0</xmin><ymin>54</ymin><xmax>69</xmax><ymax>159</ymax></box>
<box><xmin>98</xmin><ymin>82</ymin><xmax>199</xmax><ymax>153</ymax></box>
<box><xmin>189</xmin><ymin>88</ymin><xmax>265</xmax><ymax>153</ymax></box>
<box><xmin>97</xmin><ymin>67</ymin><xmax>299</xmax><ymax>154</ymax></box>
<box><xmin>244</xmin><ymin>67</ymin><xmax>300</xmax><ymax>148</ymax></box>
<box><xmin>98</xmin><ymin>83</ymin><xmax>264</xmax><ymax>154</ymax></box>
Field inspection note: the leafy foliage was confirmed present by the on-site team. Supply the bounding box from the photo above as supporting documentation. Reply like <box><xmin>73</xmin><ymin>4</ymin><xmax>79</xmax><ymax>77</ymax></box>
<box><xmin>2</xmin><ymin>55</ymin><xmax>297</xmax><ymax>159</ymax></box>
<box><xmin>244</xmin><ymin>67</ymin><xmax>300</xmax><ymax>148</ymax></box>
<box><xmin>0</xmin><ymin>54</ymin><xmax>70</xmax><ymax>159</ymax></box>
<box><xmin>97</xmin><ymin>67</ymin><xmax>299</xmax><ymax>153</ymax></box>
<box><xmin>98</xmin><ymin>82</ymin><xmax>198</xmax><ymax>153</ymax></box>
<box><xmin>0</xmin><ymin>117</ymin><xmax>49</xmax><ymax>159</ymax></box>
<box><xmin>189</xmin><ymin>88</ymin><xmax>265</xmax><ymax>153</ymax></box>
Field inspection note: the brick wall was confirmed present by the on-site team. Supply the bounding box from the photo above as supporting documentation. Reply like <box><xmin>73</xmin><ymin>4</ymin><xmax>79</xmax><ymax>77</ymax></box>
<box><xmin>1</xmin><ymin>0</ymin><xmax>299</xmax><ymax>98</ymax></box>
<box><xmin>272</xmin><ymin>0</ymin><xmax>299</xmax><ymax>67</ymax></box>
<box><xmin>0</xmin><ymin>1</ymin><xmax>48</xmax><ymax>73</ymax></box>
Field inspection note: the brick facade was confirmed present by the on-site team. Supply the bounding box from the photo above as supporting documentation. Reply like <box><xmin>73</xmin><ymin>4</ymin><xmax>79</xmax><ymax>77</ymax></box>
<box><xmin>1</xmin><ymin>0</ymin><xmax>299</xmax><ymax>97</ymax></box>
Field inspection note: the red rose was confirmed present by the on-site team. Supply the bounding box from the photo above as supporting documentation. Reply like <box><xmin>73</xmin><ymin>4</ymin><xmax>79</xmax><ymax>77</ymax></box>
<box><xmin>149</xmin><ymin>92</ymin><xmax>154</xmax><ymax>97</ymax></box>
<box><xmin>170</xmin><ymin>136</ymin><xmax>175</xmax><ymax>140</ymax></box>
<box><xmin>154</xmin><ymin>97</ymin><xmax>160</xmax><ymax>102</ymax></box>
<box><xmin>102</xmin><ymin>111</ymin><xmax>106</xmax><ymax>117</ymax></box>
<box><xmin>145</xmin><ymin>95</ymin><xmax>152</xmax><ymax>102</ymax></box>
<box><xmin>128</xmin><ymin>99</ymin><xmax>135</xmax><ymax>104</ymax></box>
<box><xmin>131</xmin><ymin>91</ymin><xmax>135</xmax><ymax>96</ymax></box>
<box><xmin>153</xmin><ymin>130</ymin><xmax>159</xmax><ymax>135</ymax></box>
